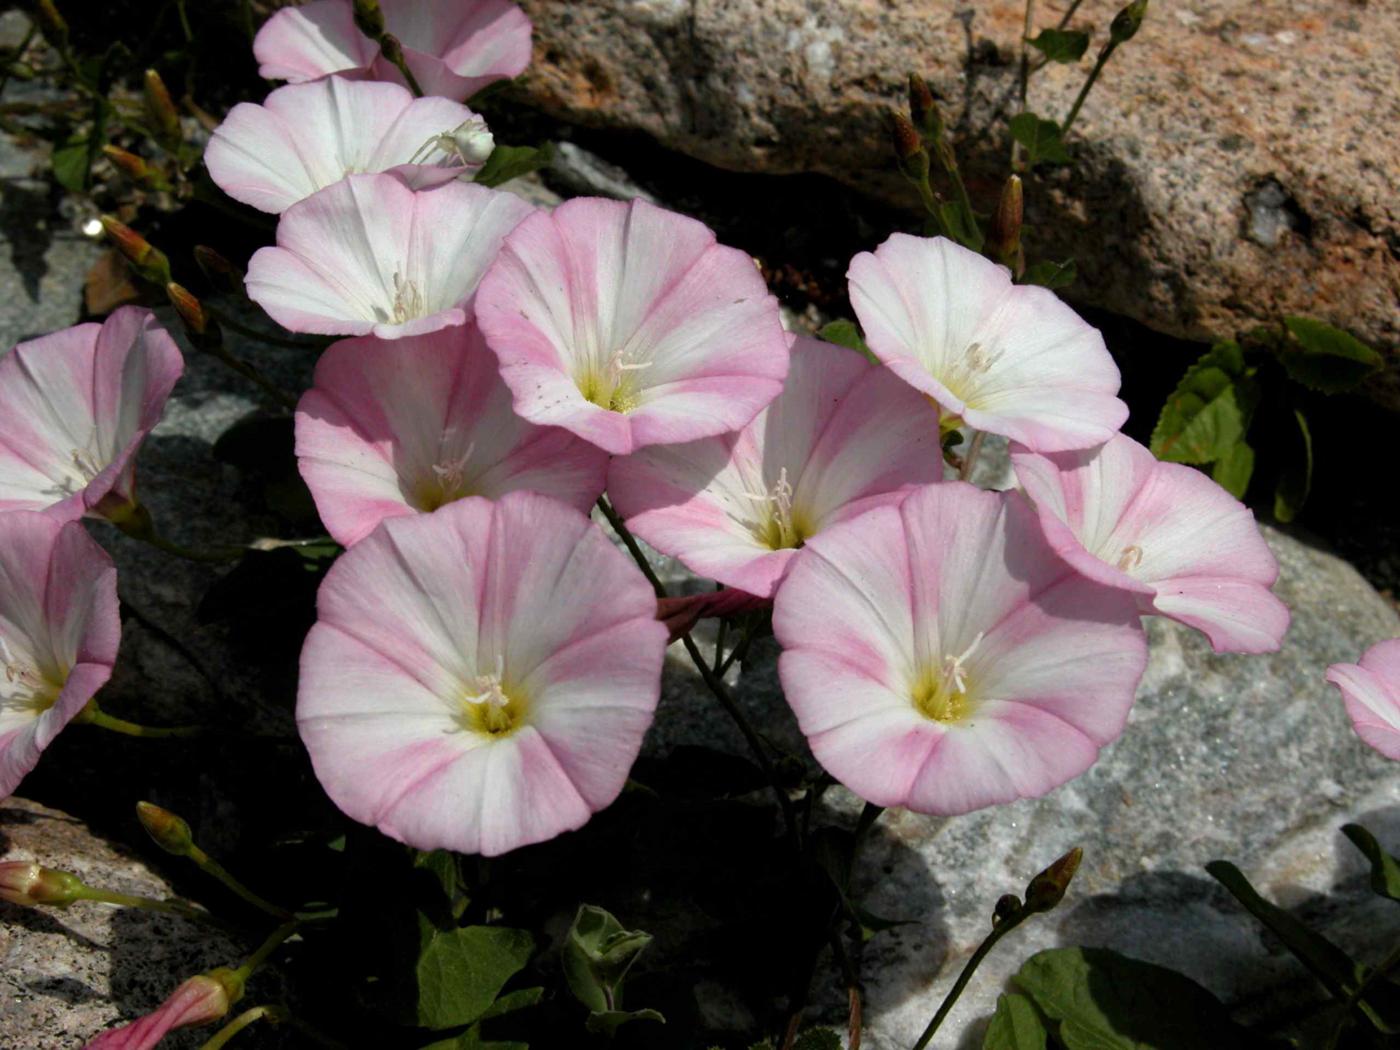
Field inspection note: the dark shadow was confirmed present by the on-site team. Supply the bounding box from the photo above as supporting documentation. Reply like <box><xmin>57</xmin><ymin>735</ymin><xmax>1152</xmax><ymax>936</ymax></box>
<box><xmin>0</xmin><ymin>900</ymin><xmax>108</xmax><ymax>953</ymax></box>
<box><xmin>0</xmin><ymin>177</ymin><xmax>57</xmax><ymax>303</ymax></box>
<box><xmin>24</xmin><ymin>975</ymin><xmax>107</xmax><ymax>1006</ymax></box>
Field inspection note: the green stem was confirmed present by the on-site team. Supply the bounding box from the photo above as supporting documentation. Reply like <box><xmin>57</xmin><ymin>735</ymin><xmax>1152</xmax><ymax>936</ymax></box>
<box><xmin>75</xmin><ymin>884</ymin><xmax>208</xmax><ymax>919</ymax></box>
<box><xmin>199</xmin><ymin>1006</ymin><xmax>287</xmax><ymax>1050</ymax></box>
<box><xmin>911</xmin><ymin>915</ymin><xmax>1026</xmax><ymax>1050</ymax></box>
<box><xmin>77</xmin><ymin>703</ymin><xmax>204</xmax><ymax>739</ymax></box>
<box><xmin>597</xmin><ymin>497</ymin><xmax>666</xmax><ymax>599</ymax></box>
<box><xmin>716</xmin><ymin>616</ymin><xmax>760</xmax><ymax>678</ymax></box>
<box><xmin>853</xmin><ymin>802</ymin><xmax>885</xmax><ymax>852</ymax></box>
<box><xmin>235</xmin><ymin>921</ymin><xmax>301</xmax><ymax>979</ymax></box>
<box><xmin>1327</xmin><ymin>939</ymin><xmax>1400</xmax><ymax>1049</ymax></box>
<box><xmin>959</xmin><ymin>429</ymin><xmax>987</xmax><ymax>482</ymax></box>
<box><xmin>1061</xmin><ymin>41</ymin><xmax>1117</xmax><ymax>134</ymax></box>
<box><xmin>189</xmin><ymin>845</ymin><xmax>295</xmax><ymax>921</ymax></box>
<box><xmin>378</xmin><ymin>35</ymin><xmax>424</xmax><ymax>97</ymax></box>
<box><xmin>139</xmin><ymin>530</ymin><xmax>246</xmax><ymax>564</ymax></box>
<box><xmin>912</xmin><ymin>174</ymin><xmax>953</xmax><ymax>239</ymax></box>
<box><xmin>1056</xmin><ymin>0</ymin><xmax>1086</xmax><ymax>29</ymax></box>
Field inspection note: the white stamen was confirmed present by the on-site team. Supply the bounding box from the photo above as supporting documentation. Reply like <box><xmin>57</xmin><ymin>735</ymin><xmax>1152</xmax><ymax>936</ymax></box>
<box><xmin>0</xmin><ymin>635</ymin><xmax>51</xmax><ymax>710</ymax></box>
<box><xmin>391</xmin><ymin>271</ymin><xmax>424</xmax><ymax>324</ymax></box>
<box><xmin>743</xmin><ymin>467</ymin><xmax>800</xmax><ymax>547</ymax></box>
<box><xmin>940</xmin><ymin>631</ymin><xmax>985</xmax><ymax>696</ymax></box>
<box><xmin>964</xmin><ymin>341</ymin><xmax>1003</xmax><ymax>373</ymax></box>
<box><xmin>431</xmin><ymin>440</ymin><xmax>476</xmax><ymax>495</ymax></box>
<box><xmin>463</xmin><ymin>654</ymin><xmax>509</xmax><ymax>709</ymax></box>
<box><xmin>1116</xmin><ymin>545</ymin><xmax>1144</xmax><ymax>571</ymax></box>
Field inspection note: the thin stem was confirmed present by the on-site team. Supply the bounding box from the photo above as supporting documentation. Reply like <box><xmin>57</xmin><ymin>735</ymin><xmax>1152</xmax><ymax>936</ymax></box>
<box><xmin>138</xmin><ymin>530</ymin><xmax>246</xmax><ymax>564</ymax></box>
<box><xmin>712</xmin><ymin>592</ymin><xmax>729</xmax><ymax>674</ymax></box>
<box><xmin>1327</xmin><ymin>939</ymin><xmax>1400</xmax><ymax>1049</ymax></box>
<box><xmin>716</xmin><ymin>616</ymin><xmax>760</xmax><ymax>678</ymax></box>
<box><xmin>597</xmin><ymin>497</ymin><xmax>666</xmax><ymax>599</ymax></box>
<box><xmin>913</xmin><ymin>174</ymin><xmax>952</xmax><ymax>239</ymax></box>
<box><xmin>379</xmin><ymin>36</ymin><xmax>424</xmax><ymax>97</ymax></box>
<box><xmin>77</xmin><ymin>704</ymin><xmax>205</xmax><ymax>739</ymax></box>
<box><xmin>829</xmin><ymin>932</ymin><xmax>863</xmax><ymax>1050</ymax></box>
<box><xmin>189</xmin><ymin>845</ymin><xmax>295</xmax><ymax>921</ymax></box>
<box><xmin>206</xmin><ymin>305</ymin><xmax>322</xmax><ymax>352</ymax></box>
<box><xmin>199</xmin><ymin>1006</ymin><xmax>287</xmax><ymax>1050</ymax></box>
<box><xmin>959</xmin><ymin>430</ymin><xmax>987</xmax><ymax>482</ymax></box>
<box><xmin>1061</xmin><ymin>42</ymin><xmax>1116</xmax><ymax>134</ymax></box>
<box><xmin>75</xmin><ymin>884</ymin><xmax>209</xmax><ymax>920</ymax></box>
<box><xmin>1055</xmin><ymin>0</ymin><xmax>1086</xmax><ymax>30</ymax></box>
<box><xmin>912</xmin><ymin>916</ymin><xmax>1026</xmax><ymax>1050</ymax></box>
<box><xmin>236</xmin><ymin>921</ymin><xmax>301</xmax><ymax>978</ymax></box>
<box><xmin>853</xmin><ymin>802</ymin><xmax>885</xmax><ymax>853</ymax></box>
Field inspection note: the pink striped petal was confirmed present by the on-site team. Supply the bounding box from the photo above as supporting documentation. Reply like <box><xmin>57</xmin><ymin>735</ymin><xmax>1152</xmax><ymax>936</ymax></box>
<box><xmin>1328</xmin><ymin>639</ymin><xmax>1400</xmax><ymax>760</ymax></box>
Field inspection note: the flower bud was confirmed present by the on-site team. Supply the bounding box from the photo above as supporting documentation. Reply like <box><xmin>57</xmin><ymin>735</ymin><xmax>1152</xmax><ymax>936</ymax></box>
<box><xmin>1109</xmin><ymin>0</ymin><xmax>1148</xmax><ymax>45</ymax></box>
<box><xmin>165</xmin><ymin>283</ymin><xmax>214</xmax><ymax>341</ymax></box>
<box><xmin>143</xmin><ymin>69</ymin><xmax>183</xmax><ymax>148</ymax></box>
<box><xmin>136</xmin><ymin>800</ymin><xmax>194</xmax><ymax>856</ymax></box>
<box><xmin>907</xmin><ymin>74</ymin><xmax>939</xmax><ymax>139</ymax></box>
<box><xmin>193</xmin><ymin>245</ymin><xmax>244</xmax><ymax>294</ymax></box>
<box><xmin>988</xmin><ymin>174</ymin><xmax>1024</xmax><ymax>276</ymax></box>
<box><xmin>992</xmin><ymin>893</ymin><xmax>1023</xmax><ymax>928</ymax></box>
<box><xmin>1023</xmin><ymin>846</ymin><xmax>1083</xmax><ymax>914</ymax></box>
<box><xmin>85</xmin><ymin>971</ymin><xmax>242</xmax><ymax>1048</ymax></box>
<box><xmin>100</xmin><ymin>215</ymin><xmax>172</xmax><ymax>285</ymax></box>
<box><xmin>353</xmin><ymin>0</ymin><xmax>386</xmax><ymax>38</ymax></box>
<box><xmin>0</xmin><ymin>861</ymin><xmax>85</xmax><ymax>907</ymax></box>
<box><xmin>33</xmin><ymin>0</ymin><xmax>68</xmax><ymax>49</ymax></box>
<box><xmin>889</xmin><ymin>111</ymin><xmax>930</xmax><ymax>184</ymax></box>
<box><xmin>102</xmin><ymin>145</ymin><xmax>168</xmax><ymax>190</ymax></box>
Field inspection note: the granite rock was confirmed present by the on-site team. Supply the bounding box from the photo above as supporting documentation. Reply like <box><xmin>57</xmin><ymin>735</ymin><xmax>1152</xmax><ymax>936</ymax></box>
<box><xmin>514</xmin><ymin>0</ymin><xmax>1400</xmax><ymax>405</ymax></box>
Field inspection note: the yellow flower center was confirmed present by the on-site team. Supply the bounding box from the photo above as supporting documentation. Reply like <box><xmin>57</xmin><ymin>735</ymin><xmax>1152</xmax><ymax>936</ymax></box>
<box><xmin>414</xmin><ymin>441</ymin><xmax>477</xmax><ymax>512</ymax></box>
<box><xmin>456</xmin><ymin>657</ymin><xmax>527</xmax><ymax>738</ymax></box>
<box><xmin>911</xmin><ymin>632</ymin><xmax>983</xmax><ymax>725</ymax></box>
<box><xmin>744</xmin><ymin>467</ymin><xmax>810</xmax><ymax>551</ymax></box>
<box><xmin>0</xmin><ymin>637</ymin><xmax>61</xmax><ymax>716</ymax></box>
<box><xmin>577</xmin><ymin>347</ymin><xmax>651</xmax><ymax>414</ymax></box>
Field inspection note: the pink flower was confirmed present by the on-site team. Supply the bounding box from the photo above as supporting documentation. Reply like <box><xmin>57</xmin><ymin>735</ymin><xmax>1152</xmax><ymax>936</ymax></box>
<box><xmin>295</xmin><ymin>325</ymin><xmax>609</xmax><ymax>547</ymax></box>
<box><xmin>1</xmin><ymin>513</ymin><xmax>120</xmax><ymax>799</ymax></box>
<box><xmin>0</xmin><ymin>307</ymin><xmax>183</xmax><ymax>522</ymax></box>
<box><xmin>1011</xmin><ymin>433</ymin><xmax>1289</xmax><ymax>654</ymax></box>
<box><xmin>847</xmin><ymin>234</ymin><xmax>1127</xmax><ymax>452</ymax></box>
<box><xmin>476</xmin><ymin>197</ymin><xmax>790</xmax><ymax>455</ymax></box>
<box><xmin>297</xmin><ymin>491</ymin><xmax>668</xmax><ymax>855</ymax></box>
<box><xmin>206</xmin><ymin>76</ymin><xmax>490</xmax><ymax>215</ymax></box>
<box><xmin>245</xmin><ymin>173</ymin><xmax>533</xmax><ymax>339</ymax></box>
<box><xmin>1327</xmin><ymin>639</ymin><xmax>1400</xmax><ymax>760</ymax></box>
<box><xmin>773</xmin><ymin>482</ymin><xmax>1147</xmax><ymax>815</ymax></box>
<box><xmin>85</xmin><ymin>970</ymin><xmax>240</xmax><ymax>1049</ymax></box>
<box><xmin>253</xmin><ymin>0</ymin><xmax>532</xmax><ymax>101</ymax></box>
<box><xmin>608</xmin><ymin>336</ymin><xmax>942</xmax><ymax>597</ymax></box>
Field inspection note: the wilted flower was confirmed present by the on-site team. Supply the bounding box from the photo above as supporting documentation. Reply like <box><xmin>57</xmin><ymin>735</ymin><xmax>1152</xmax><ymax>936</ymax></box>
<box><xmin>205</xmin><ymin>76</ymin><xmax>488</xmax><ymax>215</ymax></box>
<box><xmin>0</xmin><ymin>514</ymin><xmax>120</xmax><ymax>799</ymax></box>
<box><xmin>608</xmin><ymin>336</ymin><xmax>942</xmax><ymax>596</ymax></box>
<box><xmin>773</xmin><ymin>482</ymin><xmax>1147</xmax><ymax>815</ymax></box>
<box><xmin>476</xmin><ymin>197</ymin><xmax>790</xmax><ymax>455</ymax></box>
<box><xmin>245</xmin><ymin>173</ymin><xmax>533</xmax><ymax>339</ymax></box>
<box><xmin>0</xmin><ymin>307</ymin><xmax>183</xmax><ymax>521</ymax></box>
<box><xmin>297</xmin><ymin>491</ymin><xmax>668</xmax><ymax>855</ymax></box>
<box><xmin>1327</xmin><ymin>639</ymin><xmax>1400</xmax><ymax>761</ymax></box>
<box><xmin>85</xmin><ymin>970</ymin><xmax>242</xmax><ymax>1049</ymax></box>
<box><xmin>847</xmin><ymin>234</ymin><xmax>1127</xmax><ymax>452</ymax></box>
<box><xmin>295</xmin><ymin>325</ymin><xmax>609</xmax><ymax>547</ymax></box>
<box><xmin>1011</xmin><ymin>432</ymin><xmax>1289</xmax><ymax>653</ymax></box>
<box><xmin>253</xmin><ymin>0</ymin><xmax>532</xmax><ymax>101</ymax></box>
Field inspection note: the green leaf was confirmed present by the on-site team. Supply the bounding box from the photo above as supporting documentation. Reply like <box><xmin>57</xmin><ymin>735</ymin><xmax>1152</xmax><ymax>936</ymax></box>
<box><xmin>52</xmin><ymin>135</ymin><xmax>92</xmax><ymax>192</ymax></box>
<box><xmin>1206</xmin><ymin>860</ymin><xmax>1400</xmax><ymax>1032</ymax></box>
<box><xmin>983</xmin><ymin>993</ymin><xmax>1048</xmax><ymax>1050</ymax></box>
<box><xmin>1149</xmin><ymin>341</ymin><xmax>1259</xmax><ymax>465</ymax></box>
<box><xmin>1009</xmin><ymin>113</ymin><xmax>1070</xmax><ymax>167</ymax></box>
<box><xmin>562</xmin><ymin>905</ymin><xmax>652</xmax><ymax>1014</ymax></box>
<box><xmin>1028</xmin><ymin>28</ymin><xmax>1090</xmax><ymax>62</ymax></box>
<box><xmin>1211</xmin><ymin>440</ymin><xmax>1255</xmax><ymax>499</ymax></box>
<box><xmin>475</xmin><ymin>143</ymin><xmax>553</xmax><ymax>188</ymax></box>
<box><xmin>818</xmin><ymin>320</ymin><xmax>878</xmax><ymax>364</ymax></box>
<box><xmin>1021</xmin><ymin>258</ymin><xmax>1077</xmax><ymax>290</ymax></box>
<box><xmin>585</xmin><ymin>1008</ymin><xmax>666</xmax><ymax>1036</ymax></box>
<box><xmin>477</xmin><ymin>987</ymin><xmax>543</xmax><ymax>1022</ymax></box>
<box><xmin>1278</xmin><ymin>317</ymin><xmax>1384</xmax><ymax>393</ymax></box>
<box><xmin>1014</xmin><ymin>946</ymin><xmax>1248</xmax><ymax>1048</ymax></box>
<box><xmin>416</xmin><ymin>926</ymin><xmax>535</xmax><ymax>1029</ymax></box>
<box><xmin>938</xmin><ymin>200</ymin><xmax>986</xmax><ymax>252</ymax></box>
<box><xmin>1272</xmin><ymin>408</ymin><xmax>1312</xmax><ymax>523</ymax></box>
<box><xmin>421</xmin><ymin>1029</ymin><xmax>527</xmax><ymax>1050</ymax></box>
<box><xmin>1342</xmin><ymin>825</ymin><xmax>1400</xmax><ymax>903</ymax></box>
<box><xmin>791</xmin><ymin>1029</ymin><xmax>843</xmax><ymax>1050</ymax></box>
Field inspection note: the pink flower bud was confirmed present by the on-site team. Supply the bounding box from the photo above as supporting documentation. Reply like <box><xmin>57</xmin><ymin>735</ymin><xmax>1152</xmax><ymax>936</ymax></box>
<box><xmin>0</xmin><ymin>861</ymin><xmax>86</xmax><ymax>907</ymax></box>
<box><xmin>84</xmin><ymin>969</ymin><xmax>243</xmax><ymax>1049</ymax></box>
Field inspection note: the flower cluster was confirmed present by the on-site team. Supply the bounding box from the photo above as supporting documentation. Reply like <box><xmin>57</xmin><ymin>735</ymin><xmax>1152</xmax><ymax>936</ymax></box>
<box><xmin>1</xmin><ymin>0</ymin><xmax>1302</xmax><ymax>872</ymax></box>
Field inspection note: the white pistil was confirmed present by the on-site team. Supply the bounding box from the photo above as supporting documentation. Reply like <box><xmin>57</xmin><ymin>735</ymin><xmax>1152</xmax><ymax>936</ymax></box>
<box><xmin>391</xmin><ymin>272</ymin><xmax>424</xmax><ymax>324</ymax></box>
<box><xmin>431</xmin><ymin>440</ymin><xmax>476</xmax><ymax>497</ymax></box>
<box><xmin>940</xmin><ymin>631</ymin><xmax>985</xmax><ymax>697</ymax></box>
<box><xmin>0</xmin><ymin>636</ymin><xmax>52</xmax><ymax>712</ymax></box>
<box><xmin>964</xmin><ymin>341</ymin><xmax>1003</xmax><ymax>374</ymax></box>
<box><xmin>463</xmin><ymin>655</ymin><xmax>509</xmax><ymax>710</ymax></box>
<box><xmin>743</xmin><ymin>467</ymin><xmax>800</xmax><ymax>549</ymax></box>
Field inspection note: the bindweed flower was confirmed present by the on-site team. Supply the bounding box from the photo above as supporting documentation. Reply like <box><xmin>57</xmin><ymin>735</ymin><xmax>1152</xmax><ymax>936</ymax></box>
<box><xmin>297</xmin><ymin>491</ymin><xmax>668</xmax><ymax>855</ymax></box>
<box><xmin>476</xmin><ymin>197</ymin><xmax>790</xmax><ymax>455</ymax></box>
<box><xmin>85</xmin><ymin>969</ymin><xmax>243</xmax><ymax>1049</ymax></box>
<box><xmin>295</xmin><ymin>325</ymin><xmax>609</xmax><ymax>547</ymax></box>
<box><xmin>773</xmin><ymin>482</ymin><xmax>1148</xmax><ymax>815</ymax></box>
<box><xmin>1011</xmin><ymin>433</ymin><xmax>1289</xmax><ymax>654</ymax></box>
<box><xmin>0</xmin><ymin>513</ymin><xmax>120</xmax><ymax>799</ymax></box>
<box><xmin>608</xmin><ymin>336</ymin><xmax>942</xmax><ymax>597</ymax></box>
<box><xmin>1327</xmin><ymin>639</ymin><xmax>1400</xmax><ymax>761</ymax></box>
<box><xmin>0</xmin><ymin>307</ymin><xmax>183</xmax><ymax>522</ymax></box>
<box><xmin>847</xmin><ymin>234</ymin><xmax>1127</xmax><ymax>452</ymax></box>
<box><xmin>206</xmin><ymin>76</ymin><xmax>488</xmax><ymax>215</ymax></box>
<box><xmin>253</xmin><ymin>0</ymin><xmax>532</xmax><ymax>101</ymax></box>
<box><xmin>245</xmin><ymin>173</ymin><xmax>533</xmax><ymax>339</ymax></box>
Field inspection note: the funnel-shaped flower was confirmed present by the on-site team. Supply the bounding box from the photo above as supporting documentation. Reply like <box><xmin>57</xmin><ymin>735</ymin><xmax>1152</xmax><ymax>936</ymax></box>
<box><xmin>253</xmin><ymin>0</ymin><xmax>532</xmax><ymax>101</ymax></box>
<box><xmin>1011</xmin><ymin>433</ymin><xmax>1289</xmax><ymax>654</ymax></box>
<box><xmin>608</xmin><ymin>337</ymin><xmax>942</xmax><ymax>596</ymax></box>
<box><xmin>298</xmin><ymin>492</ymin><xmax>668</xmax><ymax>855</ymax></box>
<box><xmin>84</xmin><ymin>970</ymin><xmax>240</xmax><ymax>1049</ymax></box>
<box><xmin>1</xmin><ymin>513</ymin><xmax>120</xmax><ymax>799</ymax></box>
<box><xmin>206</xmin><ymin>76</ymin><xmax>487</xmax><ymax>214</ymax></box>
<box><xmin>773</xmin><ymin>482</ymin><xmax>1147</xmax><ymax>815</ymax></box>
<box><xmin>848</xmin><ymin>234</ymin><xmax>1126</xmax><ymax>452</ymax></box>
<box><xmin>476</xmin><ymin>197</ymin><xmax>790</xmax><ymax>455</ymax></box>
<box><xmin>246</xmin><ymin>173</ymin><xmax>533</xmax><ymax>339</ymax></box>
<box><xmin>296</xmin><ymin>326</ymin><xmax>609</xmax><ymax>547</ymax></box>
<box><xmin>0</xmin><ymin>307</ymin><xmax>183</xmax><ymax>522</ymax></box>
<box><xmin>1327</xmin><ymin>639</ymin><xmax>1400</xmax><ymax>761</ymax></box>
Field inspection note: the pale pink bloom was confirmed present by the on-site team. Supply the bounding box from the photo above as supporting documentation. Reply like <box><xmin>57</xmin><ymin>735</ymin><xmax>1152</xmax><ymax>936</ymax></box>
<box><xmin>297</xmin><ymin>491</ymin><xmax>668</xmax><ymax>855</ymax></box>
<box><xmin>245</xmin><ymin>173</ymin><xmax>533</xmax><ymax>339</ymax></box>
<box><xmin>476</xmin><ymin>197</ymin><xmax>790</xmax><ymax>455</ymax></box>
<box><xmin>847</xmin><ymin>234</ymin><xmax>1127</xmax><ymax>452</ymax></box>
<box><xmin>608</xmin><ymin>336</ymin><xmax>942</xmax><ymax>597</ymax></box>
<box><xmin>1327</xmin><ymin>639</ymin><xmax>1400</xmax><ymax>761</ymax></box>
<box><xmin>85</xmin><ymin>971</ymin><xmax>238</xmax><ymax>1049</ymax></box>
<box><xmin>1011</xmin><ymin>433</ymin><xmax>1289</xmax><ymax>654</ymax></box>
<box><xmin>253</xmin><ymin>0</ymin><xmax>531</xmax><ymax>101</ymax></box>
<box><xmin>295</xmin><ymin>325</ymin><xmax>609</xmax><ymax>547</ymax></box>
<box><xmin>206</xmin><ymin>76</ymin><xmax>490</xmax><ymax>215</ymax></box>
<box><xmin>1</xmin><ymin>514</ymin><xmax>120</xmax><ymax>799</ymax></box>
<box><xmin>0</xmin><ymin>308</ymin><xmax>183</xmax><ymax>522</ymax></box>
<box><xmin>773</xmin><ymin>482</ymin><xmax>1147</xmax><ymax>815</ymax></box>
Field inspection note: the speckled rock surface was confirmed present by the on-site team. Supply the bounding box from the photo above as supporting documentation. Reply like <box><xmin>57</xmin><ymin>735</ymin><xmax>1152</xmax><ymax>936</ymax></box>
<box><xmin>0</xmin><ymin>799</ymin><xmax>253</xmax><ymax>1049</ymax></box>
<box><xmin>515</xmin><ymin>0</ymin><xmax>1400</xmax><ymax>404</ymax></box>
